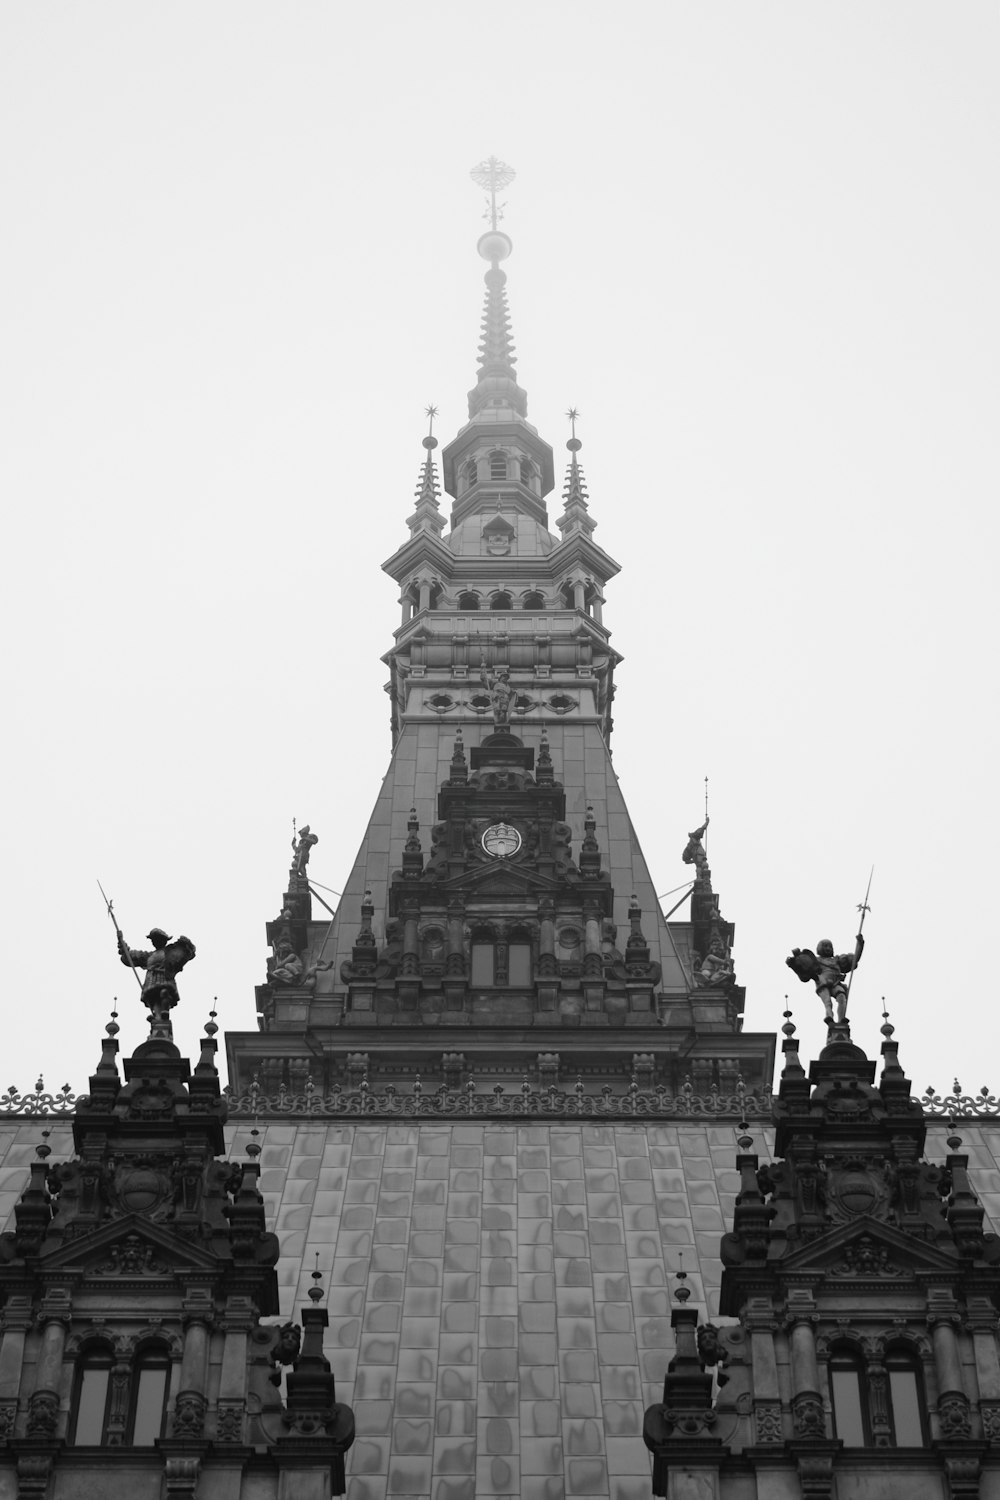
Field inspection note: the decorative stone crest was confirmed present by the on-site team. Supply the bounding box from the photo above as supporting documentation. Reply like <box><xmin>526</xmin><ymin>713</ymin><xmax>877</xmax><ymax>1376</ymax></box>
<box><xmin>754</xmin><ymin>1401</ymin><xmax>783</xmax><ymax>1443</ymax></box>
<box><xmin>830</xmin><ymin>1234</ymin><xmax>900</xmax><ymax>1277</ymax></box>
<box><xmin>791</xmin><ymin>1391</ymin><xmax>826</xmax><ymax>1438</ymax></box>
<box><xmin>25</xmin><ymin>1390</ymin><xmax>59</xmax><ymax>1438</ymax></box>
<box><xmin>937</xmin><ymin>1391</ymin><xmax>972</xmax><ymax>1438</ymax></box>
<box><xmin>171</xmin><ymin>1389</ymin><xmax>208</xmax><ymax>1438</ymax></box>
<box><xmin>482</xmin><ymin>822</ymin><xmax>521</xmax><ymax>859</ymax></box>
<box><xmin>215</xmin><ymin>1400</ymin><xmax>245</xmax><ymax>1442</ymax></box>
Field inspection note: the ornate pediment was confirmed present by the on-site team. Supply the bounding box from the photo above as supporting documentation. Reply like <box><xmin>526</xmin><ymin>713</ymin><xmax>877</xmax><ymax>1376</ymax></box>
<box><xmin>780</xmin><ymin>1215</ymin><xmax>959</xmax><ymax>1280</ymax></box>
<box><xmin>441</xmin><ymin>860</ymin><xmax>564</xmax><ymax>898</ymax></box>
<box><xmin>39</xmin><ymin>1213</ymin><xmax>222</xmax><ymax>1277</ymax></box>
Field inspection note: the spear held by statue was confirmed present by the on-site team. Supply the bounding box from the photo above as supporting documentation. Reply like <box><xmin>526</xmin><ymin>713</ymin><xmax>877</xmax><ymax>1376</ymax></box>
<box><xmin>97</xmin><ymin>879</ymin><xmax>143</xmax><ymax>992</ymax></box>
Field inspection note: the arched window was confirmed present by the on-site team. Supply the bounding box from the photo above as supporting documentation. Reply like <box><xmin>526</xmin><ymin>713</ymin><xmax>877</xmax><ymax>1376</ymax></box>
<box><xmin>489</xmin><ymin>451</ymin><xmax>507</xmax><ymax>481</ymax></box>
<box><xmin>522</xmin><ymin>591</ymin><xmax>545</xmax><ymax>610</ymax></box>
<box><xmin>829</xmin><ymin>1347</ymin><xmax>866</xmax><ymax>1446</ymax></box>
<box><xmin>829</xmin><ymin>1341</ymin><xmax>928</xmax><ymax>1449</ymax></box>
<box><xmin>72</xmin><ymin>1349</ymin><xmax>113</xmax><ymax>1445</ymax></box>
<box><xmin>71</xmin><ymin>1342</ymin><xmax>171</xmax><ymax>1447</ymax></box>
<box><xmin>508</xmin><ymin>927</ymin><xmax>533</xmax><ymax>986</ymax></box>
<box><xmin>519</xmin><ymin>458</ymin><xmax>535</xmax><ymax>486</ymax></box>
<box><xmin>465</xmin><ymin>460</ymin><xmax>479</xmax><ymax>490</ymax></box>
<box><xmin>457</xmin><ymin>592</ymin><xmax>480</xmax><ymax>611</ymax></box>
<box><xmin>491</xmin><ymin>591</ymin><xmax>513</xmax><ymax>611</ymax></box>
<box><xmin>130</xmin><ymin>1348</ymin><xmax>170</xmax><ymax>1446</ymax></box>
<box><xmin>428</xmin><ymin>583</ymin><xmax>443</xmax><ymax>611</ymax></box>
<box><xmin>560</xmin><ymin>582</ymin><xmax>576</xmax><ymax>609</ymax></box>
<box><xmin>470</xmin><ymin>930</ymin><xmax>495</xmax><ymax>986</ymax></box>
<box><xmin>885</xmin><ymin>1348</ymin><xmax>926</xmax><ymax>1446</ymax></box>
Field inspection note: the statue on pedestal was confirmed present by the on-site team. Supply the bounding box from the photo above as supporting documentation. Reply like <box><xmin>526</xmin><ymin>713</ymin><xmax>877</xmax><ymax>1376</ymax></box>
<box><xmin>480</xmin><ymin>658</ymin><xmax>513</xmax><ymax>726</ymax></box>
<box><xmin>786</xmin><ymin>934</ymin><xmax>864</xmax><ymax>1024</ymax></box>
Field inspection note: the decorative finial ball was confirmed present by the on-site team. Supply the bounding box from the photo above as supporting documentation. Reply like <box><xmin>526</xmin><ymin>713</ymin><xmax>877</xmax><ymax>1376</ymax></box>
<box><xmin>422</xmin><ymin>435</ymin><xmax>438</xmax><ymax>451</ymax></box>
<box><xmin>477</xmin><ymin>230</ymin><xmax>513</xmax><ymax>264</ymax></box>
<box><xmin>567</xmin><ymin>438</ymin><xmax>582</xmax><ymax>452</ymax></box>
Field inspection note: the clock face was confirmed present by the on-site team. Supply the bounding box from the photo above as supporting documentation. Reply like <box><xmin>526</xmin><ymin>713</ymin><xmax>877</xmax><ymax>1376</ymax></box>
<box><xmin>482</xmin><ymin>822</ymin><xmax>521</xmax><ymax>859</ymax></box>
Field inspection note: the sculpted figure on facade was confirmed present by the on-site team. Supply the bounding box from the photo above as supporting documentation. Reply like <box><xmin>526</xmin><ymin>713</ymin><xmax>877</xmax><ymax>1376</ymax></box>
<box><xmin>682</xmin><ymin>818</ymin><xmax>711</xmax><ymax>881</ymax></box>
<box><xmin>290</xmin><ymin>824</ymin><xmax>318</xmax><ymax>879</ymax></box>
<box><xmin>696</xmin><ymin>934</ymin><xmax>734</xmax><ymax>988</ymax></box>
<box><xmin>480</xmin><ymin>657</ymin><xmax>513</xmax><ymax>725</ymax></box>
<box><xmin>269</xmin><ymin>936</ymin><xmax>304</xmax><ymax>987</ymax></box>
<box><xmin>786</xmin><ymin>933</ymin><xmax>864</xmax><ymax>1024</ymax></box>
<box><xmin>118</xmin><ymin>927</ymin><xmax>196</xmax><ymax>1009</ymax></box>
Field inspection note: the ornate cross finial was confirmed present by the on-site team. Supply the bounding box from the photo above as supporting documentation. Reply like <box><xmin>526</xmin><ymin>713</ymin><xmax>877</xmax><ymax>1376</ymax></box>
<box><xmin>566</xmin><ymin>407</ymin><xmax>580</xmax><ymax>443</ymax></box>
<box><xmin>425</xmin><ymin>404</ymin><xmax>438</xmax><ymax>439</ymax></box>
<box><xmin>470</xmin><ymin>156</ymin><xmax>516</xmax><ymax>230</ymax></box>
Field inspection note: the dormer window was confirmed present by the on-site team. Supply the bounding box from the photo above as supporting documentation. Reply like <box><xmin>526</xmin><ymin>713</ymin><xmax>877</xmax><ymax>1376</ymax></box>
<box><xmin>489</xmin><ymin>451</ymin><xmax>507</xmax><ymax>481</ymax></box>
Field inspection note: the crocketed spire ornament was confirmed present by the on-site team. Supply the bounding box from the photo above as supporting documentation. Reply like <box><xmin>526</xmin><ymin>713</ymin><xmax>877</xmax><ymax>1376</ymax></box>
<box><xmin>557</xmin><ymin>409</ymin><xmax>597</xmax><ymax>537</ymax></box>
<box><xmin>406</xmin><ymin>406</ymin><xmax>445</xmax><ymax>536</ymax></box>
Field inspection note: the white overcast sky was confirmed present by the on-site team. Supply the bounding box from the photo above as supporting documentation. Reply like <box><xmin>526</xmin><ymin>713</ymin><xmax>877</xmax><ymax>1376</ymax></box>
<box><xmin>1</xmin><ymin>3</ymin><xmax>997</xmax><ymax>1102</ymax></box>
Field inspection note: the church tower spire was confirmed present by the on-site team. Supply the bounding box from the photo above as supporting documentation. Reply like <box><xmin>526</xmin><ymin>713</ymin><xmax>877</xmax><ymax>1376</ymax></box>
<box><xmin>228</xmin><ymin>162</ymin><xmax>772</xmax><ymax>1108</ymax></box>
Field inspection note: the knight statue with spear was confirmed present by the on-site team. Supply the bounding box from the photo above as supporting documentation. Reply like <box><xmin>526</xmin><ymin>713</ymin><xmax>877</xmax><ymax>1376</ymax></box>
<box><xmin>786</xmin><ymin>871</ymin><xmax>873</xmax><ymax>1026</ymax></box>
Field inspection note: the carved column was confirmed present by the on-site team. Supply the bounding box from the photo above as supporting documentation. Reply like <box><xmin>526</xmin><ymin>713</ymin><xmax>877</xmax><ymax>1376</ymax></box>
<box><xmin>572</xmin><ymin>580</ymin><xmax>586</xmax><ymax>612</ymax></box>
<box><xmin>418</xmin><ymin>581</ymin><xmax>431</xmax><ymax>613</ymax></box>
<box><xmin>0</xmin><ymin>1295</ymin><xmax>32</xmax><ymax>1438</ymax></box>
<box><xmin>745</xmin><ymin>1298</ymin><xmax>782</xmax><ymax>1444</ymax></box>
<box><xmin>446</xmin><ymin>902</ymin><xmax>465</xmax><ymax>976</ymax></box>
<box><xmin>929</xmin><ymin>1300</ymin><xmax>972</xmax><ymax>1439</ymax></box>
<box><xmin>105</xmin><ymin>1346</ymin><xmax>131</xmax><ymax>1446</ymax></box>
<box><xmin>173</xmin><ymin>1294</ymin><xmax>213</xmax><ymax>1437</ymax></box>
<box><xmin>786</xmin><ymin>1298</ymin><xmax>825</xmax><ymax>1439</ymax></box>
<box><xmin>968</xmin><ymin>1296</ymin><xmax>1000</xmax><ymax>1444</ymax></box>
<box><xmin>27</xmin><ymin>1292</ymin><xmax>71</xmax><ymax>1439</ymax></box>
<box><xmin>400</xmin><ymin>909</ymin><xmax>420</xmax><ymax>979</ymax></box>
<box><xmin>217</xmin><ymin>1295</ymin><xmax>253</xmax><ymax>1442</ymax></box>
<box><xmin>582</xmin><ymin>904</ymin><xmax>603</xmax><ymax>987</ymax></box>
<box><xmin>862</xmin><ymin>1339</ymin><xmax>891</xmax><ymax>1448</ymax></box>
<box><xmin>537</xmin><ymin>902</ymin><xmax>556</xmax><ymax>975</ymax></box>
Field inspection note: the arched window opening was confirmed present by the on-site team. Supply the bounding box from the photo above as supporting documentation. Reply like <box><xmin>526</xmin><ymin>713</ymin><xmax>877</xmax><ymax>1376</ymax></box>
<box><xmin>491</xmin><ymin>591</ymin><xmax>513</xmax><ymax>611</ymax></box>
<box><xmin>130</xmin><ymin>1349</ymin><xmax>170</xmax><ymax>1447</ymax></box>
<box><xmin>470</xmin><ymin>932</ymin><xmax>495</xmax><ymax>986</ymax></box>
<box><xmin>519</xmin><ymin>459</ymin><xmax>535</xmax><ymax>486</ymax></box>
<box><xmin>508</xmin><ymin>928</ymin><xmax>532</xmax><ymax>986</ymax></box>
<box><xmin>829</xmin><ymin>1348</ymin><xmax>867</xmax><ymax>1447</ymax></box>
<box><xmin>72</xmin><ymin>1351</ymin><xmax>113</xmax><ymax>1445</ymax></box>
<box><xmin>465</xmin><ymin>460</ymin><xmax>479</xmax><ymax>490</ymax></box>
<box><xmin>886</xmin><ymin>1349</ymin><xmax>926</xmax><ymax>1446</ymax></box>
<box><xmin>489</xmin><ymin>451</ymin><xmax>508</xmax><ymax>482</ymax></box>
<box><xmin>428</xmin><ymin>583</ymin><xmax>443</xmax><ymax>611</ymax></box>
<box><xmin>458</xmin><ymin>592</ymin><xmax>480</xmax><ymax>611</ymax></box>
<box><xmin>560</xmin><ymin>582</ymin><xmax>576</xmax><ymax>609</ymax></box>
<box><xmin>522</xmin><ymin>591</ymin><xmax>545</xmax><ymax>610</ymax></box>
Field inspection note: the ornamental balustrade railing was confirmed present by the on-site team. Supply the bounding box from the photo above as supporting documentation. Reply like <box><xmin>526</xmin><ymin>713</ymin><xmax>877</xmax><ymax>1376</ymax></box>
<box><xmin>2</xmin><ymin>1079</ymin><xmax>1000</xmax><ymax>1122</ymax></box>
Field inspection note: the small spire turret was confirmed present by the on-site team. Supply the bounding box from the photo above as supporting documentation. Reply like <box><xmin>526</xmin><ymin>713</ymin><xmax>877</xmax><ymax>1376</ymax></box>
<box><xmin>406</xmin><ymin>407</ymin><xmax>445</xmax><ymax>536</ymax></box>
<box><xmin>556</xmin><ymin>410</ymin><xmax>597</xmax><ymax>537</ymax></box>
